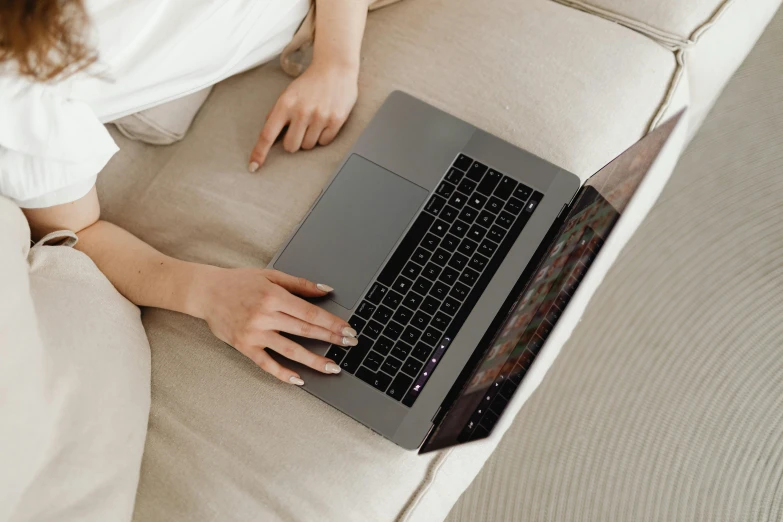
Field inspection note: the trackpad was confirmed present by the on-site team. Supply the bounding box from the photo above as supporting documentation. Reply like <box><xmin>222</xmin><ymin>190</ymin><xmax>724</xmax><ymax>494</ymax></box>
<box><xmin>275</xmin><ymin>155</ymin><xmax>428</xmax><ymax>310</ymax></box>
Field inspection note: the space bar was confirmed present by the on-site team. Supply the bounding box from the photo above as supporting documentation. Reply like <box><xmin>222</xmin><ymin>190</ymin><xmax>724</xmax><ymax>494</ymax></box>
<box><xmin>377</xmin><ymin>211</ymin><xmax>435</xmax><ymax>287</ymax></box>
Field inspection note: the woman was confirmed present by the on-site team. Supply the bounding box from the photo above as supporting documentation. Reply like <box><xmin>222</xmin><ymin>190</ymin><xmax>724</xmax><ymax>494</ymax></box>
<box><xmin>0</xmin><ymin>0</ymin><xmax>380</xmax><ymax>386</ymax></box>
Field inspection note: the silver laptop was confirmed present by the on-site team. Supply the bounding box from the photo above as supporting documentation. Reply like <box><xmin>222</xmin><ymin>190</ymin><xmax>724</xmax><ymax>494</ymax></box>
<box><xmin>269</xmin><ymin>91</ymin><xmax>683</xmax><ymax>452</ymax></box>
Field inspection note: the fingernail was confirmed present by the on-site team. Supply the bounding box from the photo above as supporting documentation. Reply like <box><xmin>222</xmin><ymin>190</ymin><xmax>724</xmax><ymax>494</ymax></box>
<box><xmin>325</xmin><ymin>362</ymin><xmax>341</xmax><ymax>374</ymax></box>
<box><xmin>341</xmin><ymin>326</ymin><xmax>357</xmax><ymax>338</ymax></box>
<box><xmin>342</xmin><ymin>336</ymin><xmax>359</xmax><ymax>347</ymax></box>
<box><xmin>289</xmin><ymin>376</ymin><xmax>304</xmax><ymax>386</ymax></box>
<box><xmin>316</xmin><ymin>283</ymin><xmax>334</xmax><ymax>292</ymax></box>
<box><xmin>248</xmin><ymin>161</ymin><xmax>259</xmax><ymax>173</ymax></box>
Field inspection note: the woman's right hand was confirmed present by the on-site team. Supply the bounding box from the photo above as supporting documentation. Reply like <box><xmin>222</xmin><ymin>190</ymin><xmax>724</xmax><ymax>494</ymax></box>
<box><xmin>194</xmin><ymin>267</ymin><xmax>357</xmax><ymax>385</ymax></box>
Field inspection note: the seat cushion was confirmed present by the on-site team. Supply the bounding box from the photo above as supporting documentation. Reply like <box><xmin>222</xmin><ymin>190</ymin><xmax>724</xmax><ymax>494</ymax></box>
<box><xmin>96</xmin><ymin>1</ymin><xmax>683</xmax><ymax>521</ymax></box>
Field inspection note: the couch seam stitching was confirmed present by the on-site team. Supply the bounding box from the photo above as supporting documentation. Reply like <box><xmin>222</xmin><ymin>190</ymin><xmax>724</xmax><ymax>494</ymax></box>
<box><xmin>396</xmin><ymin>449</ymin><xmax>453</xmax><ymax>522</ymax></box>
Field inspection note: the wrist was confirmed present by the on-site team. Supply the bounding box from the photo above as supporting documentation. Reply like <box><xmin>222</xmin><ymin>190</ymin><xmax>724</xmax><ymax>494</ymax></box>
<box><xmin>182</xmin><ymin>262</ymin><xmax>225</xmax><ymax>321</ymax></box>
<box><xmin>311</xmin><ymin>52</ymin><xmax>360</xmax><ymax>78</ymax></box>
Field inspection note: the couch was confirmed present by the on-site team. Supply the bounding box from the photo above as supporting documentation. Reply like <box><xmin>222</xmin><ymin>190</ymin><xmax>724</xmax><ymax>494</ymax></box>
<box><xmin>2</xmin><ymin>0</ymin><xmax>781</xmax><ymax>520</ymax></box>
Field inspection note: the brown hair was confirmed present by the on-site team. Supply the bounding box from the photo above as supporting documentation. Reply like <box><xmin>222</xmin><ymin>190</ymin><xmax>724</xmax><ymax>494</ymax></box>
<box><xmin>0</xmin><ymin>0</ymin><xmax>95</xmax><ymax>82</ymax></box>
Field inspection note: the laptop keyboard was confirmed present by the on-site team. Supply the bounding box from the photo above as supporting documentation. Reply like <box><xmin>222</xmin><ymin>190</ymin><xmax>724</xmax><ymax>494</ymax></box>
<box><xmin>325</xmin><ymin>154</ymin><xmax>543</xmax><ymax>407</ymax></box>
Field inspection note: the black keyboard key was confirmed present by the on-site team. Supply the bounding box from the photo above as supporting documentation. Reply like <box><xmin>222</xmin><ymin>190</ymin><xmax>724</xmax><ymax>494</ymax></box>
<box><xmin>326</xmin><ymin>345</ymin><xmax>347</xmax><ymax>364</ymax></box>
<box><xmin>402</xmin><ymin>291</ymin><xmax>424</xmax><ymax>310</ymax></box>
<box><xmin>356</xmin><ymin>367</ymin><xmax>392</xmax><ymax>392</ymax></box>
<box><xmin>386</xmin><ymin>373</ymin><xmax>413</xmax><ymax>400</ymax></box>
<box><xmin>374</xmin><ymin>336</ymin><xmax>394</xmax><ymax>355</ymax></box>
<box><xmin>363</xmin><ymin>350</ymin><xmax>384</xmax><ymax>371</ymax></box>
<box><xmin>440</xmin><ymin>205</ymin><xmax>460</xmax><ymax>224</ymax></box>
<box><xmin>494</xmin><ymin>177</ymin><xmax>517</xmax><ymax>199</ymax></box>
<box><xmin>477</xmin><ymin>210</ymin><xmax>494</xmax><ymax>228</ymax></box>
<box><xmin>469</xmin><ymin>253</ymin><xmax>489</xmax><ymax>272</ymax></box>
<box><xmin>447</xmin><ymin>252</ymin><xmax>469</xmax><ymax>270</ymax></box>
<box><xmin>439</xmin><ymin>266</ymin><xmax>460</xmax><ymax>285</ymax></box>
<box><xmin>432</xmin><ymin>312</ymin><xmax>451</xmax><ymax>331</ymax></box>
<box><xmin>466</xmin><ymin>161</ymin><xmax>488</xmax><ymax>182</ymax></box>
<box><xmin>441</xmin><ymin>234</ymin><xmax>460</xmax><ymax>252</ymax></box>
<box><xmin>457</xmin><ymin>238</ymin><xmax>478</xmax><ymax>257</ymax></box>
<box><xmin>366</xmin><ymin>283</ymin><xmax>388</xmax><ymax>304</ymax></box>
<box><xmin>422</xmin><ymin>232</ymin><xmax>440</xmax><ymax>251</ymax></box>
<box><xmin>381</xmin><ymin>356</ymin><xmax>403</xmax><ymax>376</ymax></box>
<box><xmin>402</xmin><ymin>358</ymin><xmax>423</xmax><ymax>376</ymax></box>
<box><xmin>476</xmin><ymin>169</ymin><xmax>503</xmax><ymax>196</ymax></box>
<box><xmin>488</xmin><ymin>225</ymin><xmax>505</xmax><ymax>243</ymax></box>
<box><xmin>392</xmin><ymin>275</ymin><xmax>413</xmax><ymax>295</ymax></box>
<box><xmin>384</xmin><ymin>321</ymin><xmax>404</xmax><ymax>339</ymax></box>
<box><xmin>459</xmin><ymin>267</ymin><xmax>480</xmax><ymax>286</ymax></box>
<box><xmin>467</xmin><ymin>224</ymin><xmax>487</xmax><ymax>243</ymax></box>
<box><xmin>422</xmin><ymin>262</ymin><xmax>442</xmax><ymax>281</ymax></box>
<box><xmin>401</xmin><ymin>326</ymin><xmax>422</xmax><ymax>345</ymax></box>
<box><xmin>424</xmin><ymin>194</ymin><xmax>446</xmax><ymax>217</ymax></box>
<box><xmin>373</xmin><ymin>305</ymin><xmax>394</xmax><ymax>324</ymax></box>
<box><xmin>435</xmin><ymin>181</ymin><xmax>456</xmax><ymax>199</ymax></box>
<box><xmin>513</xmin><ymin>183</ymin><xmax>532</xmax><ymax>201</ymax></box>
<box><xmin>341</xmin><ymin>335</ymin><xmax>372</xmax><ymax>373</ymax></box>
<box><xmin>393</xmin><ymin>306</ymin><xmax>414</xmax><ymax>325</ymax></box>
<box><xmin>364</xmin><ymin>320</ymin><xmax>384</xmax><ymax>339</ymax></box>
<box><xmin>382</xmin><ymin>289</ymin><xmax>403</xmax><ymax>309</ymax></box>
<box><xmin>458</xmin><ymin>206</ymin><xmax>478</xmax><ymax>223</ymax></box>
<box><xmin>445</xmin><ymin>167</ymin><xmax>464</xmax><ymax>184</ymax></box>
<box><xmin>486</xmin><ymin>196</ymin><xmax>504</xmax><ymax>214</ymax></box>
<box><xmin>450</xmin><ymin>282</ymin><xmax>470</xmax><ymax>301</ymax></box>
<box><xmin>467</xmin><ymin>193</ymin><xmax>487</xmax><ymax>210</ymax></box>
<box><xmin>430</xmin><ymin>281</ymin><xmax>449</xmax><ymax>300</ymax></box>
<box><xmin>412</xmin><ymin>247</ymin><xmax>431</xmax><ymax>266</ymax></box>
<box><xmin>496</xmin><ymin>210</ymin><xmax>515</xmax><ymax>229</ymax></box>
<box><xmin>413</xmin><ymin>277</ymin><xmax>433</xmax><ymax>295</ymax></box>
<box><xmin>421</xmin><ymin>296</ymin><xmax>440</xmax><ymax>315</ymax></box>
<box><xmin>430</xmin><ymin>219</ymin><xmax>449</xmax><ymax>238</ymax></box>
<box><xmin>440</xmin><ymin>297</ymin><xmax>460</xmax><ymax>316</ymax></box>
<box><xmin>412</xmin><ymin>342</ymin><xmax>431</xmax><ymax>361</ymax></box>
<box><xmin>431</xmin><ymin>248</ymin><xmax>451</xmax><ymax>267</ymax></box>
<box><xmin>411</xmin><ymin>311</ymin><xmax>431</xmax><ymax>330</ymax></box>
<box><xmin>505</xmin><ymin>197</ymin><xmax>525</xmax><ymax>215</ymax></box>
<box><xmin>478</xmin><ymin>239</ymin><xmax>498</xmax><ymax>257</ymax></box>
<box><xmin>525</xmin><ymin>191</ymin><xmax>544</xmax><ymax>213</ymax></box>
<box><xmin>421</xmin><ymin>327</ymin><xmax>441</xmax><ymax>347</ymax></box>
<box><xmin>377</xmin><ymin>212</ymin><xmax>434</xmax><ymax>287</ymax></box>
<box><xmin>348</xmin><ymin>315</ymin><xmax>366</xmax><ymax>334</ymax></box>
<box><xmin>391</xmin><ymin>342</ymin><xmax>412</xmax><ymax>361</ymax></box>
<box><xmin>457</xmin><ymin>178</ymin><xmax>477</xmax><ymax>195</ymax></box>
<box><xmin>355</xmin><ymin>300</ymin><xmax>376</xmax><ymax>320</ymax></box>
<box><xmin>453</xmin><ymin>154</ymin><xmax>473</xmax><ymax>172</ymax></box>
<box><xmin>448</xmin><ymin>192</ymin><xmax>468</xmax><ymax>210</ymax></box>
<box><xmin>449</xmin><ymin>220</ymin><xmax>469</xmax><ymax>238</ymax></box>
<box><xmin>403</xmin><ymin>261</ymin><xmax>423</xmax><ymax>281</ymax></box>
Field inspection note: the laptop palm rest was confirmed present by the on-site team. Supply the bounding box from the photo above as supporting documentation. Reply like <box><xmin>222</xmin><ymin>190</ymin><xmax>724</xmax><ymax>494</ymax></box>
<box><xmin>275</xmin><ymin>154</ymin><xmax>428</xmax><ymax>310</ymax></box>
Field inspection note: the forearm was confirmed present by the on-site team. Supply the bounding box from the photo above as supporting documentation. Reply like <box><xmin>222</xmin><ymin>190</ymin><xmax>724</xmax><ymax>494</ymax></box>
<box><xmin>312</xmin><ymin>0</ymin><xmax>373</xmax><ymax>71</ymax></box>
<box><xmin>74</xmin><ymin>220</ymin><xmax>214</xmax><ymax>319</ymax></box>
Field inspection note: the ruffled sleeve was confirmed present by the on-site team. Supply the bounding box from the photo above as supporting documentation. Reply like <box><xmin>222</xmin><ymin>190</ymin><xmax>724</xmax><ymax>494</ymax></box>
<box><xmin>0</xmin><ymin>75</ymin><xmax>118</xmax><ymax>209</ymax></box>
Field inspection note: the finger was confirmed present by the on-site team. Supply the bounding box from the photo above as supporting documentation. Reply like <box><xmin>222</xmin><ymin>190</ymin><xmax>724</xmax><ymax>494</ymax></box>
<box><xmin>277</xmin><ymin>292</ymin><xmax>353</xmax><ymax>336</ymax></box>
<box><xmin>318</xmin><ymin>123</ymin><xmax>342</xmax><ymax>147</ymax></box>
<box><xmin>266</xmin><ymin>332</ymin><xmax>341</xmax><ymax>375</ymax></box>
<box><xmin>247</xmin><ymin>345</ymin><xmax>305</xmax><ymax>385</ymax></box>
<box><xmin>265</xmin><ymin>270</ymin><xmax>332</xmax><ymax>297</ymax></box>
<box><xmin>301</xmin><ymin>111</ymin><xmax>328</xmax><ymax>150</ymax></box>
<box><xmin>272</xmin><ymin>312</ymin><xmax>358</xmax><ymax>347</ymax></box>
<box><xmin>250</xmin><ymin>103</ymin><xmax>290</xmax><ymax>171</ymax></box>
<box><xmin>282</xmin><ymin>109</ymin><xmax>310</xmax><ymax>153</ymax></box>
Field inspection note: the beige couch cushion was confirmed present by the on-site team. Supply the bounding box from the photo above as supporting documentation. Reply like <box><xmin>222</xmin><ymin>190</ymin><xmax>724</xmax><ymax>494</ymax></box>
<box><xmin>0</xmin><ymin>199</ymin><xmax>151</xmax><ymax>522</ymax></box>
<box><xmin>94</xmin><ymin>1</ymin><xmax>688</xmax><ymax>520</ymax></box>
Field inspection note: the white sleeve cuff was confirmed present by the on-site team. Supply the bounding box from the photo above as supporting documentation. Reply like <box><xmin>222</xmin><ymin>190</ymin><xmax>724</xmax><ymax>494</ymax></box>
<box><xmin>14</xmin><ymin>175</ymin><xmax>98</xmax><ymax>209</ymax></box>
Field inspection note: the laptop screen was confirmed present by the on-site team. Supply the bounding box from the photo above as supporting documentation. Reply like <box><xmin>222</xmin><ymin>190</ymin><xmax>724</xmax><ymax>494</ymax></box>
<box><xmin>420</xmin><ymin>112</ymin><xmax>683</xmax><ymax>453</ymax></box>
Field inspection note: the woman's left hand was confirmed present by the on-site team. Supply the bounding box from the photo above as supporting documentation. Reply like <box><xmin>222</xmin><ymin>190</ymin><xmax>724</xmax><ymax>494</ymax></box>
<box><xmin>249</xmin><ymin>60</ymin><xmax>359</xmax><ymax>172</ymax></box>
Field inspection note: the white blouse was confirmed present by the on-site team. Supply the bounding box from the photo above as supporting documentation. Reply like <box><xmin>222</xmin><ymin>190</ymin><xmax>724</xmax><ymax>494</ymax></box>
<box><xmin>0</xmin><ymin>0</ymin><xmax>309</xmax><ymax>209</ymax></box>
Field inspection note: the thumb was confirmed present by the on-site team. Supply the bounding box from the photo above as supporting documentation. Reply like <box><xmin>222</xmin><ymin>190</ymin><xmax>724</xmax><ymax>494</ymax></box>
<box><xmin>265</xmin><ymin>270</ymin><xmax>333</xmax><ymax>297</ymax></box>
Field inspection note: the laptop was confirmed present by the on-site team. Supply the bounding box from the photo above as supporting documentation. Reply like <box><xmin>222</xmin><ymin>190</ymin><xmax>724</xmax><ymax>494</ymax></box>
<box><xmin>269</xmin><ymin>90</ymin><xmax>684</xmax><ymax>451</ymax></box>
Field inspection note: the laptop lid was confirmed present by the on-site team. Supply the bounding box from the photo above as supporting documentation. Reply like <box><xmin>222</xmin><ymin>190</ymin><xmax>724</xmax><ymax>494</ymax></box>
<box><xmin>420</xmin><ymin>110</ymin><xmax>686</xmax><ymax>453</ymax></box>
